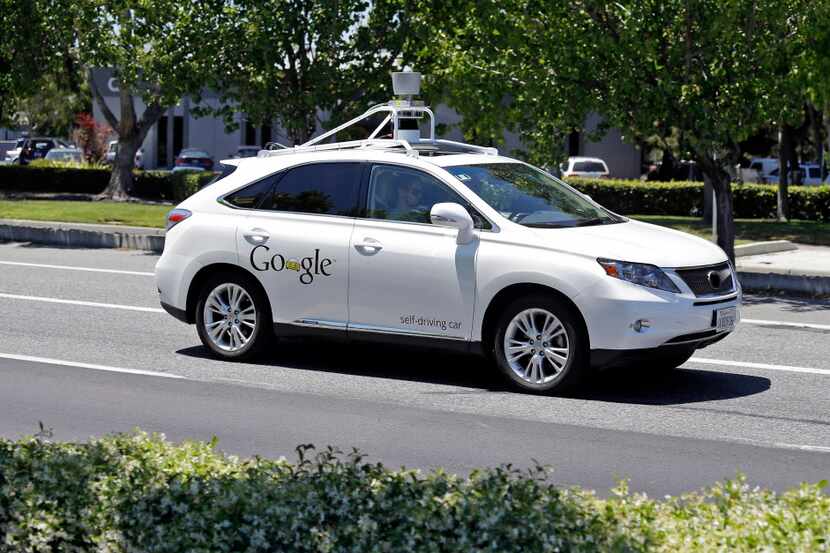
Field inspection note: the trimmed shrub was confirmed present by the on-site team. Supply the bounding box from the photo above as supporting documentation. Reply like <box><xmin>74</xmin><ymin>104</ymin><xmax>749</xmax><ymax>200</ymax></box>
<box><xmin>0</xmin><ymin>165</ymin><xmax>216</xmax><ymax>202</ymax></box>
<box><xmin>0</xmin><ymin>432</ymin><xmax>828</xmax><ymax>552</ymax></box>
<box><xmin>569</xmin><ymin>178</ymin><xmax>830</xmax><ymax>221</ymax></box>
<box><xmin>569</xmin><ymin>178</ymin><xmax>704</xmax><ymax>216</ymax></box>
<box><xmin>0</xmin><ymin>164</ymin><xmax>110</xmax><ymax>194</ymax></box>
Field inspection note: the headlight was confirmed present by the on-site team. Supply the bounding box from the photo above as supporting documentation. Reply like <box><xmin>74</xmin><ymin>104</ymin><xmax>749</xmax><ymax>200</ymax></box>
<box><xmin>597</xmin><ymin>258</ymin><xmax>680</xmax><ymax>293</ymax></box>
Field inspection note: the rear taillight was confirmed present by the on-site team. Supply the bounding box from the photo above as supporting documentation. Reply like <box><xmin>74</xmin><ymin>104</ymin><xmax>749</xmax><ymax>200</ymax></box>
<box><xmin>166</xmin><ymin>208</ymin><xmax>191</xmax><ymax>231</ymax></box>
<box><xmin>175</xmin><ymin>158</ymin><xmax>184</xmax><ymax>165</ymax></box>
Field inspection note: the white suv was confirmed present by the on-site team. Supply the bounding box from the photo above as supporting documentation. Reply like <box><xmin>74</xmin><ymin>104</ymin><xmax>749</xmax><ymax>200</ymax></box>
<box><xmin>155</xmin><ymin>86</ymin><xmax>739</xmax><ymax>394</ymax></box>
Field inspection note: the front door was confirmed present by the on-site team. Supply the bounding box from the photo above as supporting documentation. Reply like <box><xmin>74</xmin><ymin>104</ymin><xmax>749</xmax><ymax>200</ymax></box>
<box><xmin>348</xmin><ymin>164</ymin><xmax>483</xmax><ymax>340</ymax></box>
<box><xmin>236</xmin><ymin>162</ymin><xmax>363</xmax><ymax>329</ymax></box>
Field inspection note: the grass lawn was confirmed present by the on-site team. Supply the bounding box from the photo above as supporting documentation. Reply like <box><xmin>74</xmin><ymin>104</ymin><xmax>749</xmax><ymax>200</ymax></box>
<box><xmin>0</xmin><ymin>200</ymin><xmax>169</xmax><ymax>228</ymax></box>
<box><xmin>633</xmin><ymin>215</ymin><xmax>830</xmax><ymax>247</ymax></box>
<box><xmin>0</xmin><ymin>200</ymin><xmax>827</xmax><ymax>246</ymax></box>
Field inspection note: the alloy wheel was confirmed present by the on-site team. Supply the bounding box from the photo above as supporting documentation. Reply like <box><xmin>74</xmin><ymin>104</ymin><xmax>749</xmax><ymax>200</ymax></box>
<box><xmin>202</xmin><ymin>283</ymin><xmax>257</xmax><ymax>352</ymax></box>
<box><xmin>503</xmin><ymin>308</ymin><xmax>570</xmax><ymax>385</ymax></box>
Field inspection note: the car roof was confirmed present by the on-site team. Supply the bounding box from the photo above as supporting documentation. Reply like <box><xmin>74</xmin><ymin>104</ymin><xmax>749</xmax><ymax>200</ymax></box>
<box><xmin>214</xmin><ymin>150</ymin><xmax>523</xmax><ymax>196</ymax></box>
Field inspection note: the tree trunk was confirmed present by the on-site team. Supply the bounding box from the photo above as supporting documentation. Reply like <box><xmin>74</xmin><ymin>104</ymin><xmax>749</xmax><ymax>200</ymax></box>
<box><xmin>98</xmin><ymin>136</ymin><xmax>141</xmax><ymax>201</ymax></box>
<box><xmin>777</xmin><ymin>123</ymin><xmax>789</xmax><ymax>221</ymax></box>
<box><xmin>714</xmin><ymin>176</ymin><xmax>735</xmax><ymax>263</ymax></box>
<box><xmin>697</xmin><ymin>154</ymin><xmax>735</xmax><ymax>262</ymax></box>
<box><xmin>97</xmin><ymin>85</ymin><xmax>140</xmax><ymax>200</ymax></box>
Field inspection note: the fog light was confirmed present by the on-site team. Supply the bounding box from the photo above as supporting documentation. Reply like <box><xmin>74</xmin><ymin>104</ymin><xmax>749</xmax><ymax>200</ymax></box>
<box><xmin>631</xmin><ymin>319</ymin><xmax>651</xmax><ymax>333</ymax></box>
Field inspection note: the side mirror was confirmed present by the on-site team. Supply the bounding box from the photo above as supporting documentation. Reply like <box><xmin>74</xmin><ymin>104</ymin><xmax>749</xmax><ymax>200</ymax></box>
<box><xmin>430</xmin><ymin>202</ymin><xmax>475</xmax><ymax>244</ymax></box>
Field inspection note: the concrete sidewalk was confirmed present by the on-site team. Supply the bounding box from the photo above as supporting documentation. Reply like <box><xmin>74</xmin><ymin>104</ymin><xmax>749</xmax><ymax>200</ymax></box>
<box><xmin>737</xmin><ymin>244</ymin><xmax>830</xmax><ymax>295</ymax></box>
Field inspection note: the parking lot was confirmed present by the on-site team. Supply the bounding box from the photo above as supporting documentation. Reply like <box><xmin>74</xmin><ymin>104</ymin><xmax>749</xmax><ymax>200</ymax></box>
<box><xmin>1</xmin><ymin>241</ymin><xmax>828</xmax><ymax>496</ymax></box>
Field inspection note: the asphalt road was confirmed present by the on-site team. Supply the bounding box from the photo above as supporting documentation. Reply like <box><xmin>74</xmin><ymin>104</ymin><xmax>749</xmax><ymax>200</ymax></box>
<box><xmin>1</xmin><ymin>242</ymin><xmax>828</xmax><ymax>496</ymax></box>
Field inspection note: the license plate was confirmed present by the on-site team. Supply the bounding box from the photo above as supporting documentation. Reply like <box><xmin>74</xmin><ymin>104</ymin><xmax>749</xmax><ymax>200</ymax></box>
<box><xmin>715</xmin><ymin>307</ymin><xmax>737</xmax><ymax>332</ymax></box>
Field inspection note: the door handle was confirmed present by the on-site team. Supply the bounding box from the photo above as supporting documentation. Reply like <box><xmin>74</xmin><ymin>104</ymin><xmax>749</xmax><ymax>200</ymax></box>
<box><xmin>354</xmin><ymin>237</ymin><xmax>383</xmax><ymax>254</ymax></box>
<box><xmin>243</xmin><ymin>228</ymin><xmax>270</xmax><ymax>245</ymax></box>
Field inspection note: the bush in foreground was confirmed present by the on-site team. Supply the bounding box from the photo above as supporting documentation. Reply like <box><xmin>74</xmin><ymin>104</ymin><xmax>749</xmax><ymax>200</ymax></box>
<box><xmin>0</xmin><ymin>432</ymin><xmax>827</xmax><ymax>552</ymax></box>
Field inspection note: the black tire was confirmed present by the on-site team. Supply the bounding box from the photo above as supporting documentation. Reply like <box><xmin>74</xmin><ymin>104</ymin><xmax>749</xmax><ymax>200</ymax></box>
<box><xmin>195</xmin><ymin>271</ymin><xmax>272</xmax><ymax>360</ymax></box>
<box><xmin>492</xmin><ymin>294</ymin><xmax>589</xmax><ymax>394</ymax></box>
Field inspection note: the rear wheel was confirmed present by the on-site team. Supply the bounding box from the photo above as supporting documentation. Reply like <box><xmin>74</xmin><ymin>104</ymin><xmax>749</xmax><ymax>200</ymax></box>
<box><xmin>493</xmin><ymin>295</ymin><xmax>588</xmax><ymax>393</ymax></box>
<box><xmin>195</xmin><ymin>272</ymin><xmax>271</xmax><ymax>360</ymax></box>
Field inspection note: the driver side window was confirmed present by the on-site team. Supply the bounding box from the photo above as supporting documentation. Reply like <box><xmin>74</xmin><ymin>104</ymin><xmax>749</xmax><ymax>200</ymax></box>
<box><xmin>366</xmin><ymin>164</ymin><xmax>490</xmax><ymax>229</ymax></box>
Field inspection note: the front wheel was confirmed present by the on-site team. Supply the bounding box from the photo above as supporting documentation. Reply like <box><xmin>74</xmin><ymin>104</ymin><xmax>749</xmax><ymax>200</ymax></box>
<box><xmin>493</xmin><ymin>295</ymin><xmax>588</xmax><ymax>394</ymax></box>
<box><xmin>195</xmin><ymin>273</ymin><xmax>271</xmax><ymax>360</ymax></box>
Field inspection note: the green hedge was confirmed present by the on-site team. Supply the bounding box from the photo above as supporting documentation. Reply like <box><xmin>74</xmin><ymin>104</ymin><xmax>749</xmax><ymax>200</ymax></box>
<box><xmin>1</xmin><ymin>432</ymin><xmax>828</xmax><ymax>552</ymax></box>
<box><xmin>0</xmin><ymin>165</ymin><xmax>215</xmax><ymax>202</ymax></box>
<box><xmin>569</xmin><ymin>178</ymin><xmax>830</xmax><ymax>221</ymax></box>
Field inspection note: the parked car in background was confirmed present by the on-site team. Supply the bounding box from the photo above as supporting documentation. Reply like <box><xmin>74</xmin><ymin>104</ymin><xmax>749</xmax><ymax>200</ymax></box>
<box><xmin>749</xmin><ymin>158</ymin><xmax>778</xmax><ymax>183</ymax></box>
<box><xmin>44</xmin><ymin>148</ymin><xmax>83</xmax><ymax>164</ymax></box>
<box><xmin>766</xmin><ymin>164</ymin><xmax>829</xmax><ymax>186</ymax></box>
<box><xmin>2</xmin><ymin>138</ymin><xmax>27</xmax><ymax>164</ymax></box>
<box><xmin>173</xmin><ymin>148</ymin><xmax>214</xmax><ymax>172</ymax></box>
<box><xmin>17</xmin><ymin>137</ymin><xmax>70</xmax><ymax>164</ymax></box>
<box><xmin>229</xmin><ymin>145</ymin><xmax>261</xmax><ymax>159</ymax></box>
<box><xmin>560</xmin><ymin>156</ymin><xmax>610</xmax><ymax>179</ymax></box>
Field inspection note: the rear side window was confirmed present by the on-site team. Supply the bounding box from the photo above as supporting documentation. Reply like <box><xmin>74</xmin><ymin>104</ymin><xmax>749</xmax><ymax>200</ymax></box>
<box><xmin>224</xmin><ymin>174</ymin><xmax>275</xmax><ymax>208</ymax></box>
<box><xmin>260</xmin><ymin>162</ymin><xmax>362</xmax><ymax>216</ymax></box>
<box><xmin>203</xmin><ymin>163</ymin><xmax>238</xmax><ymax>189</ymax></box>
<box><xmin>808</xmin><ymin>167</ymin><xmax>821</xmax><ymax>178</ymax></box>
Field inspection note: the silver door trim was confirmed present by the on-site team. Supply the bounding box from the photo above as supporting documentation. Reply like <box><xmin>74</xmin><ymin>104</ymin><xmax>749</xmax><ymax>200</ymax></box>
<box><xmin>291</xmin><ymin>319</ymin><xmax>348</xmax><ymax>330</ymax></box>
<box><xmin>348</xmin><ymin>322</ymin><xmax>468</xmax><ymax>341</ymax></box>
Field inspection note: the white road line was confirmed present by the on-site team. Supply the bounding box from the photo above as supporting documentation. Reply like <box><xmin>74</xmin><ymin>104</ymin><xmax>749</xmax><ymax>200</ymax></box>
<box><xmin>0</xmin><ymin>292</ymin><xmax>164</xmax><ymax>313</ymax></box>
<box><xmin>742</xmin><ymin>318</ymin><xmax>830</xmax><ymax>331</ymax></box>
<box><xmin>689</xmin><ymin>357</ymin><xmax>830</xmax><ymax>376</ymax></box>
<box><xmin>772</xmin><ymin>442</ymin><xmax>830</xmax><ymax>454</ymax></box>
<box><xmin>0</xmin><ymin>260</ymin><xmax>154</xmax><ymax>276</ymax></box>
<box><xmin>0</xmin><ymin>352</ymin><xmax>182</xmax><ymax>379</ymax></box>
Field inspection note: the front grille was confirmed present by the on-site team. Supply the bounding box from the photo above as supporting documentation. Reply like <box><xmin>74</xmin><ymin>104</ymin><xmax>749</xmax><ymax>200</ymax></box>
<box><xmin>675</xmin><ymin>262</ymin><xmax>734</xmax><ymax>297</ymax></box>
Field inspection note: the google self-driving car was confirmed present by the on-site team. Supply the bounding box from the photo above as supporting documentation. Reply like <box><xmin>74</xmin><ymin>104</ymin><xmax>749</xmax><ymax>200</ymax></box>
<box><xmin>155</xmin><ymin>72</ymin><xmax>739</xmax><ymax>393</ymax></box>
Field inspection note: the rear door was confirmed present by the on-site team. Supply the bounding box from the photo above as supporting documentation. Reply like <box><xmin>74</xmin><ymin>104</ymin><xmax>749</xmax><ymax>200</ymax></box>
<box><xmin>233</xmin><ymin>161</ymin><xmax>364</xmax><ymax>330</ymax></box>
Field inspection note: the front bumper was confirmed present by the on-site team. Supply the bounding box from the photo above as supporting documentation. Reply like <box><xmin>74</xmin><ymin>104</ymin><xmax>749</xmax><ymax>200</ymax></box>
<box><xmin>576</xmin><ymin>271</ymin><xmax>741</xmax><ymax>352</ymax></box>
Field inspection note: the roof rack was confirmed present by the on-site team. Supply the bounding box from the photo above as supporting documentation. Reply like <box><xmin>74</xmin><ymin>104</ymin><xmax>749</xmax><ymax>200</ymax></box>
<box><xmin>258</xmin><ymin>72</ymin><xmax>498</xmax><ymax>159</ymax></box>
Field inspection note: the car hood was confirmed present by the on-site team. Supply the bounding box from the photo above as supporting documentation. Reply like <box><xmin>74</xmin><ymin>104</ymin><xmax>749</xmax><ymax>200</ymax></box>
<box><xmin>530</xmin><ymin>219</ymin><xmax>727</xmax><ymax>268</ymax></box>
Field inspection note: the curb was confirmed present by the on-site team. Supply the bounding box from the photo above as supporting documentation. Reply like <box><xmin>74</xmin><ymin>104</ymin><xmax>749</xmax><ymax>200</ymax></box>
<box><xmin>0</xmin><ymin>219</ymin><xmax>164</xmax><ymax>253</ymax></box>
<box><xmin>734</xmin><ymin>240</ymin><xmax>798</xmax><ymax>258</ymax></box>
<box><xmin>737</xmin><ymin>271</ymin><xmax>830</xmax><ymax>296</ymax></box>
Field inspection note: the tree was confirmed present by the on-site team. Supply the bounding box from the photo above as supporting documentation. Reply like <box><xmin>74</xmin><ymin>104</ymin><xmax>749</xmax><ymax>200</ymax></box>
<box><xmin>802</xmin><ymin>0</ymin><xmax>830</xmax><ymax>180</ymax></box>
<box><xmin>421</xmin><ymin>0</ymin><xmax>809</xmax><ymax>260</ymax></box>
<box><xmin>413</xmin><ymin>0</ymin><xmax>598</xmax><ymax>164</ymax></box>
<box><xmin>70</xmin><ymin>1</ymin><xmax>229</xmax><ymax>199</ymax></box>
<box><xmin>204</xmin><ymin>0</ymin><xmax>413</xmax><ymax>145</ymax></box>
<box><xmin>0</xmin><ymin>1</ymin><xmax>78</xmax><ymax>130</ymax></box>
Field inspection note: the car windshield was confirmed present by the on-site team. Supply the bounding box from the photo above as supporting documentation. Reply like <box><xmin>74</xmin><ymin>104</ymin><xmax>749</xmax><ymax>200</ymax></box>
<box><xmin>181</xmin><ymin>150</ymin><xmax>209</xmax><ymax>158</ymax></box>
<box><xmin>572</xmin><ymin>161</ymin><xmax>606</xmax><ymax>172</ymax></box>
<box><xmin>446</xmin><ymin>163</ymin><xmax>624</xmax><ymax>228</ymax></box>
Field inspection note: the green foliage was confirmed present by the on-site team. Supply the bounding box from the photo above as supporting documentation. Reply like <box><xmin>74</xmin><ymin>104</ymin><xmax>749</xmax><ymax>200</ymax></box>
<box><xmin>0</xmin><ymin>165</ymin><xmax>214</xmax><ymax>201</ymax></box>
<box><xmin>0</xmin><ymin>0</ymin><xmax>79</xmax><ymax>127</ymax></box>
<box><xmin>0</xmin><ymin>432</ymin><xmax>828</xmax><ymax>552</ymax></box>
<box><xmin>203</xmin><ymin>0</ymin><xmax>411</xmax><ymax>144</ymax></box>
